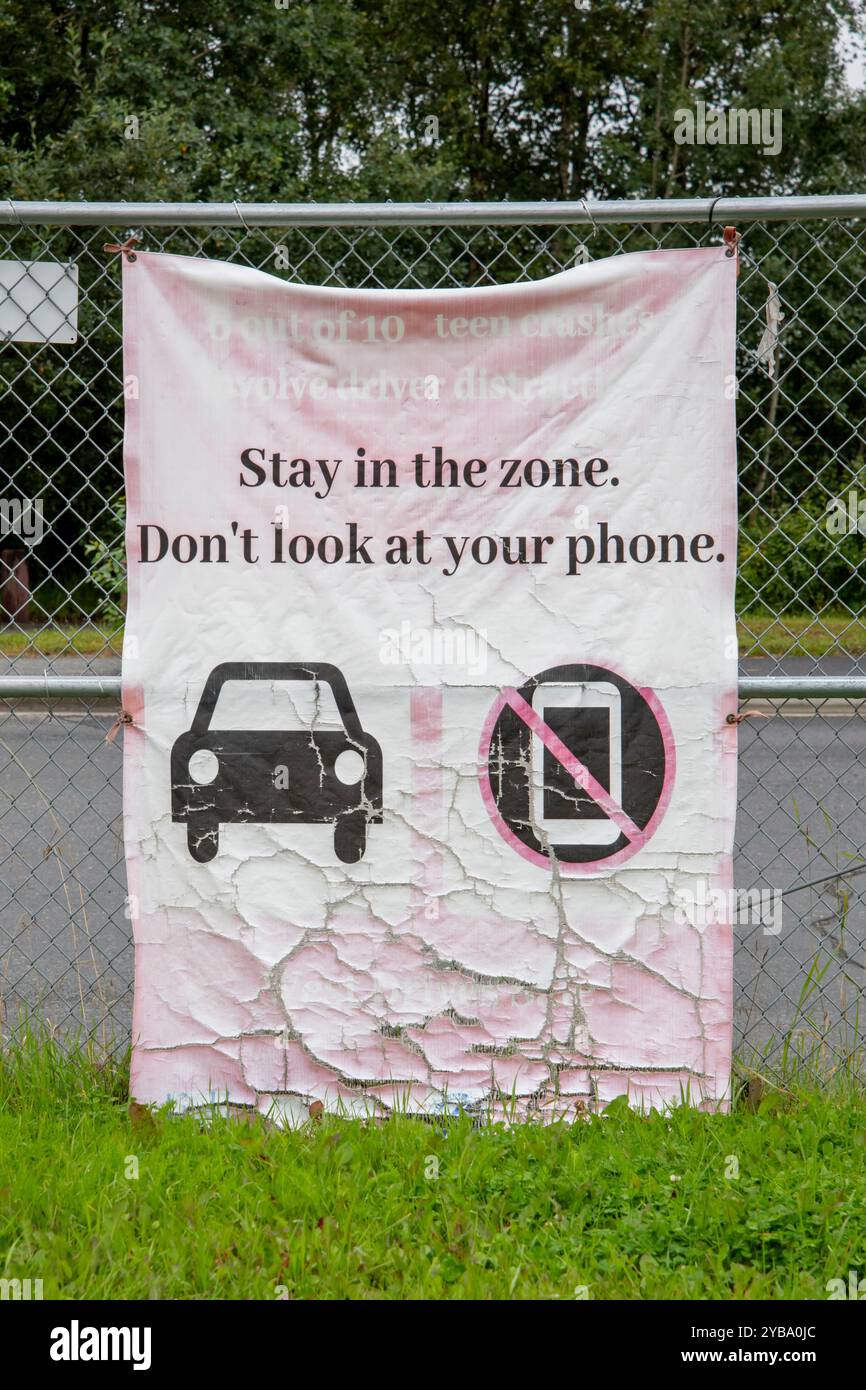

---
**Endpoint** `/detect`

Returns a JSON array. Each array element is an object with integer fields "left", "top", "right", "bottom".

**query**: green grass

[
  {"left": 738, "top": 609, "right": 866, "bottom": 657},
  {"left": 0, "top": 623, "right": 122, "bottom": 657},
  {"left": 1, "top": 1032, "right": 864, "bottom": 1300},
  {"left": 3, "top": 610, "right": 865, "bottom": 659}
]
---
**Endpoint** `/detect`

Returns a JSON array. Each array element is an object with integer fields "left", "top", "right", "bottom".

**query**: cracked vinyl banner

[{"left": 122, "top": 245, "right": 738, "bottom": 1120}]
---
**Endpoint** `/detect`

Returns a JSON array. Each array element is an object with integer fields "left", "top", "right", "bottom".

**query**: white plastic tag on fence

[{"left": 0, "top": 260, "right": 78, "bottom": 344}]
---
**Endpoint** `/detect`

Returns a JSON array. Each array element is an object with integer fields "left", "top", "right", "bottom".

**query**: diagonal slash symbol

[{"left": 503, "top": 687, "right": 642, "bottom": 842}]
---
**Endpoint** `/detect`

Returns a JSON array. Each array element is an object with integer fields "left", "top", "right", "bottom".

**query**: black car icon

[{"left": 171, "top": 662, "right": 383, "bottom": 864}]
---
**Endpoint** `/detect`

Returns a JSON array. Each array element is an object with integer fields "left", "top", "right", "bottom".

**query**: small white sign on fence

[{"left": 0, "top": 260, "right": 78, "bottom": 344}]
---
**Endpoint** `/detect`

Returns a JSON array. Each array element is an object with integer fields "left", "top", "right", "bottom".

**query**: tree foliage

[{"left": 1, "top": 0, "right": 864, "bottom": 202}]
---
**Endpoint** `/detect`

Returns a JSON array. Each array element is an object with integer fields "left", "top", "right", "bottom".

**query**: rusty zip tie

[
  {"left": 722, "top": 225, "right": 741, "bottom": 275},
  {"left": 105, "top": 711, "right": 133, "bottom": 744},
  {"left": 727, "top": 709, "right": 770, "bottom": 724},
  {"left": 103, "top": 235, "right": 140, "bottom": 262}
]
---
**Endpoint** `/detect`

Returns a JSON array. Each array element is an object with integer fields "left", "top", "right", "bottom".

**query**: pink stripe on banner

[
  {"left": 411, "top": 688, "right": 444, "bottom": 918},
  {"left": 411, "top": 687, "right": 443, "bottom": 748},
  {"left": 503, "top": 687, "right": 642, "bottom": 842}
]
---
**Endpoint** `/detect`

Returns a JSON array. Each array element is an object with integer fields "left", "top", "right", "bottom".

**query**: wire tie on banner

[
  {"left": 708, "top": 200, "right": 741, "bottom": 275},
  {"left": 233, "top": 200, "right": 254, "bottom": 235},
  {"left": 727, "top": 709, "right": 770, "bottom": 725},
  {"left": 574, "top": 198, "right": 598, "bottom": 264},
  {"left": 105, "top": 711, "right": 133, "bottom": 744},
  {"left": 580, "top": 198, "right": 599, "bottom": 236},
  {"left": 103, "top": 236, "right": 140, "bottom": 263},
  {"left": 722, "top": 225, "right": 740, "bottom": 274}
]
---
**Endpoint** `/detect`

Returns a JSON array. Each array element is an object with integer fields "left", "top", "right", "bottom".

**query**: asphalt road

[{"left": 1, "top": 666, "right": 864, "bottom": 1065}]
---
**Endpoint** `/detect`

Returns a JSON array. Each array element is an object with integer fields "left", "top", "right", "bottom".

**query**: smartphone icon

[{"left": 530, "top": 681, "right": 622, "bottom": 846}]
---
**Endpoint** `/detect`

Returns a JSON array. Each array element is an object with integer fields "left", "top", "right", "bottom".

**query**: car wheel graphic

[
  {"left": 334, "top": 812, "right": 367, "bottom": 864},
  {"left": 188, "top": 819, "right": 219, "bottom": 864}
]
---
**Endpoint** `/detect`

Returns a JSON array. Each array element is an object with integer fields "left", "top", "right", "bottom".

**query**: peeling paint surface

[{"left": 122, "top": 247, "right": 738, "bottom": 1120}]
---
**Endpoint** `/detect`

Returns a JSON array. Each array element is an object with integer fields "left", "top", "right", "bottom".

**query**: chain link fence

[{"left": 1, "top": 198, "right": 865, "bottom": 1076}]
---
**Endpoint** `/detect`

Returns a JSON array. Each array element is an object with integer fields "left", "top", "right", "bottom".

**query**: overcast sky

[{"left": 842, "top": 23, "right": 865, "bottom": 89}]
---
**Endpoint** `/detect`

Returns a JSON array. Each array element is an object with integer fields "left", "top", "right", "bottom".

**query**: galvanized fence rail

[{"left": 1, "top": 196, "right": 865, "bottom": 1073}]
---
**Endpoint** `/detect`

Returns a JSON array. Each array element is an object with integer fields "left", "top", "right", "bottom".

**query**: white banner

[{"left": 122, "top": 245, "right": 738, "bottom": 1120}]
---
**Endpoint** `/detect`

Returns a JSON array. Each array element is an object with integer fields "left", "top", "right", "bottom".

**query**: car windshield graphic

[{"left": 208, "top": 679, "right": 344, "bottom": 732}]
